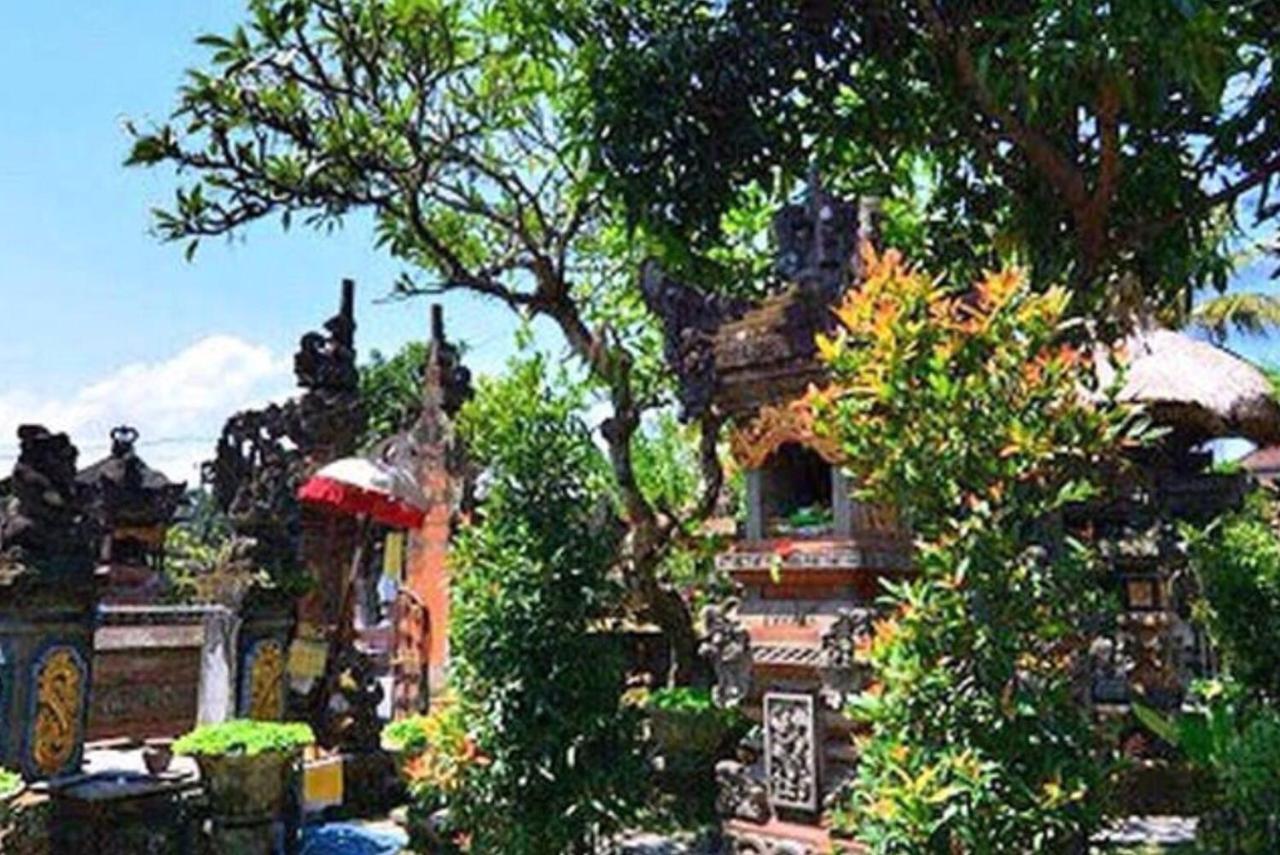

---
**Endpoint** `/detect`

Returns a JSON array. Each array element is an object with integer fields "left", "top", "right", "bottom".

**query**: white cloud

[{"left": 0, "top": 335, "right": 293, "bottom": 484}]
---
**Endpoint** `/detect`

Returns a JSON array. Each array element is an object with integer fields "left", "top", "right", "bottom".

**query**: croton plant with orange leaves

[{"left": 806, "top": 249, "right": 1148, "bottom": 852}]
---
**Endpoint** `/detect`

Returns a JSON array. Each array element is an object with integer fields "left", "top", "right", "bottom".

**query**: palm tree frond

[{"left": 1189, "top": 292, "right": 1280, "bottom": 344}]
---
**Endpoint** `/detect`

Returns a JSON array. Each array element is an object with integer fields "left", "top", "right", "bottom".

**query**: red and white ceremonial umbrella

[
  {"left": 298, "top": 454, "right": 428, "bottom": 529},
  {"left": 298, "top": 452, "right": 427, "bottom": 712}
]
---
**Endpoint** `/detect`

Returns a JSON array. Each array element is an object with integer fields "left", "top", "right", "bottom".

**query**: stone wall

[{"left": 86, "top": 606, "right": 207, "bottom": 743}]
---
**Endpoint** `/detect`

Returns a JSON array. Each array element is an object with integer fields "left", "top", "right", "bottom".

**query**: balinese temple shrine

[
  {"left": 644, "top": 177, "right": 1280, "bottom": 850},
  {"left": 77, "top": 426, "right": 186, "bottom": 604},
  {"left": 645, "top": 180, "right": 905, "bottom": 853}
]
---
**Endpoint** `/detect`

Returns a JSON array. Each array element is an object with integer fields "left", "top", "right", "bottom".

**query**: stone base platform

[{"left": 724, "top": 818, "right": 865, "bottom": 854}]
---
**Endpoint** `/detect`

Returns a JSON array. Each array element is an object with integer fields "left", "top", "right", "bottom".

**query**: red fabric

[{"left": 298, "top": 475, "right": 426, "bottom": 529}]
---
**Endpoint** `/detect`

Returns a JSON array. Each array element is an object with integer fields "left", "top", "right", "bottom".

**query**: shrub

[
  {"left": 173, "top": 720, "right": 314, "bottom": 757},
  {"left": 421, "top": 355, "right": 644, "bottom": 854},
  {"left": 1184, "top": 491, "right": 1280, "bottom": 701},
  {"left": 809, "top": 248, "right": 1143, "bottom": 852},
  {"left": 1136, "top": 681, "right": 1280, "bottom": 853},
  {"left": 381, "top": 715, "right": 433, "bottom": 756},
  {"left": 0, "top": 768, "right": 20, "bottom": 799}
]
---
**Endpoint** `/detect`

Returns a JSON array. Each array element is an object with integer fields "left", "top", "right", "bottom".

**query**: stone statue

[
  {"left": 640, "top": 261, "right": 749, "bottom": 421},
  {"left": 820, "top": 608, "right": 873, "bottom": 709},
  {"left": 0, "top": 425, "right": 94, "bottom": 582},
  {"left": 700, "top": 600, "right": 753, "bottom": 707}
]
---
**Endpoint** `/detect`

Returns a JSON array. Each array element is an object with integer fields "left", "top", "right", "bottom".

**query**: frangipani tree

[{"left": 128, "top": 0, "right": 719, "bottom": 681}]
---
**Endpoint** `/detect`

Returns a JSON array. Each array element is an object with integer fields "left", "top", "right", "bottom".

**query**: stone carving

[
  {"left": 820, "top": 608, "right": 873, "bottom": 710},
  {"left": 77, "top": 426, "right": 186, "bottom": 532},
  {"left": 715, "top": 759, "right": 771, "bottom": 823},
  {"left": 243, "top": 639, "right": 285, "bottom": 721},
  {"left": 291, "top": 279, "right": 365, "bottom": 457},
  {"left": 639, "top": 261, "right": 749, "bottom": 421},
  {"left": 203, "top": 281, "right": 365, "bottom": 580},
  {"left": 728, "top": 403, "right": 844, "bottom": 470},
  {"left": 773, "top": 171, "right": 860, "bottom": 301},
  {"left": 203, "top": 407, "right": 305, "bottom": 580},
  {"left": 30, "top": 646, "right": 85, "bottom": 777},
  {"left": 0, "top": 426, "right": 94, "bottom": 582},
  {"left": 763, "top": 692, "right": 818, "bottom": 812},
  {"left": 700, "top": 601, "right": 753, "bottom": 707},
  {"left": 320, "top": 646, "right": 384, "bottom": 752},
  {"left": 727, "top": 835, "right": 821, "bottom": 855}
]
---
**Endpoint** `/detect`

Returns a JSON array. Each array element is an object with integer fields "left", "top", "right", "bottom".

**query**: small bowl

[{"left": 143, "top": 740, "right": 174, "bottom": 776}]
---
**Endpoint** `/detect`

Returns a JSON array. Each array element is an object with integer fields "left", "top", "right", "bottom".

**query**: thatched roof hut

[{"left": 1098, "top": 326, "right": 1280, "bottom": 447}]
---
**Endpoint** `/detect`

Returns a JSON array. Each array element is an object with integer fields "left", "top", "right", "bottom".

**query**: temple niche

[{"left": 77, "top": 426, "right": 186, "bottom": 604}]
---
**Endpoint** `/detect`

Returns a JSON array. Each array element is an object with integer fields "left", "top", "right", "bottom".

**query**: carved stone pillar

[{"left": 0, "top": 426, "right": 97, "bottom": 781}]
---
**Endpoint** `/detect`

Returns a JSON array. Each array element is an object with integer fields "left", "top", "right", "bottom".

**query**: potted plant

[
  {"left": 381, "top": 715, "right": 432, "bottom": 785},
  {"left": 641, "top": 687, "right": 749, "bottom": 823},
  {"left": 174, "top": 720, "right": 314, "bottom": 820},
  {"left": 0, "top": 767, "right": 23, "bottom": 827}
]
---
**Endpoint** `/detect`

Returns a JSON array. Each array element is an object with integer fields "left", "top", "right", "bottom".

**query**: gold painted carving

[
  {"left": 32, "top": 648, "right": 84, "bottom": 776},
  {"left": 729, "top": 401, "right": 844, "bottom": 469},
  {"left": 248, "top": 640, "right": 285, "bottom": 721}
]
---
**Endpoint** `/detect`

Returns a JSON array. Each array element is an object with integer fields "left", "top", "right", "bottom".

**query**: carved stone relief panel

[{"left": 763, "top": 691, "right": 818, "bottom": 812}]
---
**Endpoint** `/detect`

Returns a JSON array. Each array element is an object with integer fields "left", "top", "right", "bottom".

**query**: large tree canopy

[
  {"left": 578, "top": 0, "right": 1280, "bottom": 319},
  {"left": 127, "top": 0, "right": 718, "bottom": 681}
]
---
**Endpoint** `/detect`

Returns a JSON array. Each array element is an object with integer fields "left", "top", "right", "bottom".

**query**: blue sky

[
  {"left": 0, "top": 1, "right": 526, "bottom": 479},
  {"left": 0, "top": 2, "right": 1277, "bottom": 479}
]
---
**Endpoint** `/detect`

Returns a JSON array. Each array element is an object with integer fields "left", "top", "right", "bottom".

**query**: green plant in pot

[
  {"left": 642, "top": 687, "right": 750, "bottom": 824},
  {"left": 174, "top": 720, "right": 314, "bottom": 820},
  {"left": 381, "top": 714, "right": 434, "bottom": 786},
  {"left": 0, "top": 767, "right": 22, "bottom": 827}
]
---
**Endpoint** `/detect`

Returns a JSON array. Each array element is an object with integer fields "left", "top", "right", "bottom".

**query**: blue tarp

[{"left": 299, "top": 821, "right": 408, "bottom": 855}]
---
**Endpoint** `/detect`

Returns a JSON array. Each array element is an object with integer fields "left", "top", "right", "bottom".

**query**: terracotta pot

[{"left": 194, "top": 751, "right": 296, "bottom": 820}]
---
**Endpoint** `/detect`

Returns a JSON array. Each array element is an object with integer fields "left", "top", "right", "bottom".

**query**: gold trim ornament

[
  {"left": 729, "top": 401, "right": 844, "bottom": 470},
  {"left": 31, "top": 647, "right": 85, "bottom": 776},
  {"left": 247, "top": 640, "right": 285, "bottom": 721}
]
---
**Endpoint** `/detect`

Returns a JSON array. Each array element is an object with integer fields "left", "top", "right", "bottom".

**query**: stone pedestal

[
  {"left": 0, "top": 599, "right": 96, "bottom": 780},
  {"left": 708, "top": 533, "right": 910, "bottom": 853}
]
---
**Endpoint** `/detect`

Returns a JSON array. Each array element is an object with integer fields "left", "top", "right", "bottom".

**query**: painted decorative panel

[
  {"left": 241, "top": 638, "right": 286, "bottom": 721},
  {"left": 27, "top": 644, "right": 87, "bottom": 777}
]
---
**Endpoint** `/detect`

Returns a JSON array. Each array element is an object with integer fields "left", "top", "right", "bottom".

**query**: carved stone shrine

[
  {"left": 203, "top": 279, "right": 366, "bottom": 739},
  {"left": 648, "top": 178, "right": 903, "bottom": 853},
  {"left": 77, "top": 426, "right": 186, "bottom": 604}
]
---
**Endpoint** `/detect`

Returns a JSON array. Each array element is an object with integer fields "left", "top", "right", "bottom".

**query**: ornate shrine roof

[{"left": 77, "top": 426, "right": 186, "bottom": 530}]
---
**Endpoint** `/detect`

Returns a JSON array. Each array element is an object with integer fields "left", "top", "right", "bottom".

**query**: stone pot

[
  {"left": 143, "top": 740, "right": 174, "bottom": 776},
  {"left": 194, "top": 751, "right": 296, "bottom": 820},
  {"left": 648, "top": 707, "right": 735, "bottom": 761}
]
